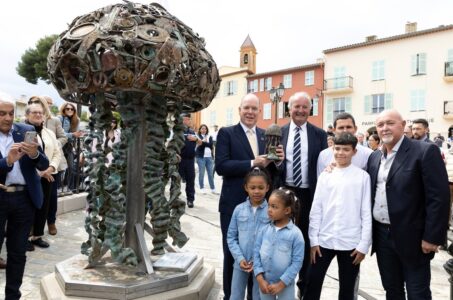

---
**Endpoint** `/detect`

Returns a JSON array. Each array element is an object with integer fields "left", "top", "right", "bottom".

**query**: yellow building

[{"left": 195, "top": 36, "right": 256, "bottom": 132}]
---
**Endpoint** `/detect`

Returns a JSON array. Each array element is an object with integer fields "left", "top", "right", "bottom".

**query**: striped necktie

[{"left": 293, "top": 126, "right": 302, "bottom": 187}]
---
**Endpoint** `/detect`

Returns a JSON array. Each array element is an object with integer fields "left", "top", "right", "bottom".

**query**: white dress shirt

[
  {"left": 317, "top": 144, "right": 373, "bottom": 177},
  {"left": 285, "top": 121, "right": 309, "bottom": 188},
  {"left": 309, "top": 164, "right": 372, "bottom": 254},
  {"left": 240, "top": 122, "right": 258, "bottom": 167},
  {"left": 0, "top": 127, "right": 26, "bottom": 185},
  {"left": 373, "top": 135, "right": 404, "bottom": 224}
]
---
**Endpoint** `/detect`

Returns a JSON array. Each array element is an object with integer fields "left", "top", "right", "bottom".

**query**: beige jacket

[{"left": 38, "top": 128, "right": 62, "bottom": 174}]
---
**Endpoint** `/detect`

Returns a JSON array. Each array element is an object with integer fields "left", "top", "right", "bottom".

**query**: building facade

[
  {"left": 247, "top": 63, "right": 325, "bottom": 129},
  {"left": 323, "top": 22, "right": 453, "bottom": 136}
]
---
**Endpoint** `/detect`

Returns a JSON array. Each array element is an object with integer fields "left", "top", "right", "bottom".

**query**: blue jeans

[
  {"left": 196, "top": 157, "right": 215, "bottom": 190},
  {"left": 0, "top": 190, "right": 35, "bottom": 300},
  {"left": 231, "top": 268, "right": 260, "bottom": 300},
  {"left": 259, "top": 282, "right": 295, "bottom": 300}
]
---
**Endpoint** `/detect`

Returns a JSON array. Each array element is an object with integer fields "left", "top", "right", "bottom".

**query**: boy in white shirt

[{"left": 305, "top": 132, "right": 372, "bottom": 300}]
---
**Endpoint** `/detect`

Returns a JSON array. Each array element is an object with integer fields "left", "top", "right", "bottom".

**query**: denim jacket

[
  {"left": 59, "top": 115, "right": 77, "bottom": 142},
  {"left": 253, "top": 220, "right": 305, "bottom": 286},
  {"left": 227, "top": 198, "right": 270, "bottom": 270}
]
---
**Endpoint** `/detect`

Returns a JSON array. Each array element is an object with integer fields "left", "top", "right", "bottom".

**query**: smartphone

[{"left": 24, "top": 131, "right": 37, "bottom": 143}]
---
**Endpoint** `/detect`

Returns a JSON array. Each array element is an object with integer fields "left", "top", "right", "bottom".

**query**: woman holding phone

[{"left": 25, "top": 103, "right": 61, "bottom": 250}]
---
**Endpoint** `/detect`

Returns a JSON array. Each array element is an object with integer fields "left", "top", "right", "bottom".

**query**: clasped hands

[{"left": 256, "top": 273, "right": 286, "bottom": 295}]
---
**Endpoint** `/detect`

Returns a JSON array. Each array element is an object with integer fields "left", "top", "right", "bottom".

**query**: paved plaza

[{"left": 0, "top": 175, "right": 451, "bottom": 299}]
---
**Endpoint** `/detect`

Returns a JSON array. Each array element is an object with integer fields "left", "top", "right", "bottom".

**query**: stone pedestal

[{"left": 40, "top": 253, "right": 214, "bottom": 300}]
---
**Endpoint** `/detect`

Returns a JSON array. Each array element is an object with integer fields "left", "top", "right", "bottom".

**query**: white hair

[{"left": 288, "top": 92, "right": 312, "bottom": 109}]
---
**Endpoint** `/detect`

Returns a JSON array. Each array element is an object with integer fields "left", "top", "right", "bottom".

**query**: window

[
  {"left": 259, "top": 78, "right": 264, "bottom": 92},
  {"left": 283, "top": 74, "right": 292, "bottom": 89},
  {"left": 325, "top": 97, "right": 351, "bottom": 126},
  {"left": 263, "top": 103, "right": 272, "bottom": 120},
  {"left": 226, "top": 108, "right": 233, "bottom": 125},
  {"left": 224, "top": 80, "right": 238, "bottom": 96},
  {"left": 243, "top": 54, "right": 249, "bottom": 64},
  {"left": 248, "top": 80, "right": 258, "bottom": 93},
  {"left": 372, "top": 60, "right": 385, "bottom": 80},
  {"left": 446, "top": 49, "right": 453, "bottom": 76},
  {"left": 333, "top": 67, "right": 346, "bottom": 88},
  {"left": 209, "top": 111, "right": 216, "bottom": 126},
  {"left": 264, "top": 77, "right": 272, "bottom": 91},
  {"left": 305, "top": 70, "right": 314, "bottom": 86},
  {"left": 278, "top": 102, "right": 284, "bottom": 119},
  {"left": 312, "top": 97, "right": 319, "bottom": 116},
  {"left": 411, "top": 53, "right": 426, "bottom": 75},
  {"left": 410, "top": 90, "right": 426, "bottom": 111},
  {"left": 448, "top": 49, "right": 453, "bottom": 62},
  {"left": 364, "top": 94, "right": 393, "bottom": 114}
]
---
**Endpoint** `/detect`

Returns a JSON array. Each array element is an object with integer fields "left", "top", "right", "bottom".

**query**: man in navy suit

[
  {"left": 215, "top": 93, "right": 283, "bottom": 299},
  {"left": 368, "top": 109, "right": 449, "bottom": 299},
  {"left": 0, "top": 98, "right": 49, "bottom": 299},
  {"left": 279, "top": 92, "right": 327, "bottom": 298}
]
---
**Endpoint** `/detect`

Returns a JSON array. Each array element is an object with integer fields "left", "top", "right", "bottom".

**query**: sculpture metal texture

[{"left": 47, "top": 1, "right": 220, "bottom": 267}]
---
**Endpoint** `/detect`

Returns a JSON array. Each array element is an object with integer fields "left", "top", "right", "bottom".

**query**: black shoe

[
  {"left": 187, "top": 201, "right": 194, "bottom": 208},
  {"left": 31, "top": 238, "right": 49, "bottom": 248},
  {"left": 26, "top": 241, "right": 35, "bottom": 252}
]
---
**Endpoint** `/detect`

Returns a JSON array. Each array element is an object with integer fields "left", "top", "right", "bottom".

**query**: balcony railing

[
  {"left": 445, "top": 61, "right": 453, "bottom": 76},
  {"left": 444, "top": 101, "right": 453, "bottom": 119},
  {"left": 323, "top": 76, "right": 353, "bottom": 95}
]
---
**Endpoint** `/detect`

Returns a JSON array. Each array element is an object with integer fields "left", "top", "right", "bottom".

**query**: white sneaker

[
  {"left": 200, "top": 188, "right": 207, "bottom": 194},
  {"left": 211, "top": 189, "right": 219, "bottom": 195}
]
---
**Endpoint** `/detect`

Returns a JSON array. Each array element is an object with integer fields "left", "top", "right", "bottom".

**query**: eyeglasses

[
  {"left": 65, "top": 107, "right": 75, "bottom": 111},
  {"left": 30, "top": 111, "right": 43, "bottom": 115}
]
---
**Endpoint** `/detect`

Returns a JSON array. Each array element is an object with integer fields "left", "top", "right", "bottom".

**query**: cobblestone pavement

[{"left": 0, "top": 174, "right": 450, "bottom": 299}]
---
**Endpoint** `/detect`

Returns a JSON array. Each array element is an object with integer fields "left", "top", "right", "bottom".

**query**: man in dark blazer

[
  {"left": 0, "top": 98, "right": 49, "bottom": 299},
  {"left": 215, "top": 93, "right": 283, "bottom": 299},
  {"left": 367, "top": 109, "right": 449, "bottom": 299},
  {"left": 279, "top": 92, "right": 327, "bottom": 298}
]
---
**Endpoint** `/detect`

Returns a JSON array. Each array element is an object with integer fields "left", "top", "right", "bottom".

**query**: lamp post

[{"left": 269, "top": 83, "right": 285, "bottom": 124}]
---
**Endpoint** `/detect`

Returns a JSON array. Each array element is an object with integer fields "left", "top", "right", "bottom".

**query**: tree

[{"left": 16, "top": 34, "right": 58, "bottom": 84}]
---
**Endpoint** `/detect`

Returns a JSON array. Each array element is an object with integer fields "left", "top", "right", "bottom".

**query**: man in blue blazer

[
  {"left": 367, "top": 109, "right": 449, "bottom": 299},
  {"left": 0, "top": 98, "right": 49, "bottom": 300},
  {"left": 215, "top": 93, "right": 283, "bottom": 299},
  {"left": 279, "top": 92, "right": 327, "bottom": 297}
]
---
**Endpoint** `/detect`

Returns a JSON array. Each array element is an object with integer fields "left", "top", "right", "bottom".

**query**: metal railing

[{"left": 324, "top": 76, "right": 353, "bottom": 91}]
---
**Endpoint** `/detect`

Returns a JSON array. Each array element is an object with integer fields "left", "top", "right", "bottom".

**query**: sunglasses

[
  {"left": 65, "top": 107, "right": 75, "bottom": 111},
  {"left": 28, "top": 100, "right": 40, "bottom": 105}
]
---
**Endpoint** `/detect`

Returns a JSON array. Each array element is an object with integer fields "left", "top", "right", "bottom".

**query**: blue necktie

[{"left": 293, "top": 126, "right": 302, "bottom": 187}]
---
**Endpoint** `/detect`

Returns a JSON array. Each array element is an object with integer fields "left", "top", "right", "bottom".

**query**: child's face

[
  {"left": 267, "top": 195, "right": 291, "bottom": 222},
  {"left": 333, "top": 144, "right": 356, "bottom": 167},
  {"left": 244, "top": 176, "right": 269, "bottom": 206}
]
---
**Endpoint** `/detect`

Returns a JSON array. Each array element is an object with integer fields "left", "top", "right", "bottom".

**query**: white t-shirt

[{"left": 316, "top": 144, "right": 373, "bottom": 177}]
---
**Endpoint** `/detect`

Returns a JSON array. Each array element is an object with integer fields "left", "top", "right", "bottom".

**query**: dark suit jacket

[
  {"left": 0, "top": 123, "right": 49, "bottom": 209},
  {"left": 367, "top": 137, "right": 450, "bottom": 263},
  {"left": 280, "top": 122, "right": 328, "bottom": 200},
  {"left": 215, "top": 123, "right": 266, "bottom": 215}
]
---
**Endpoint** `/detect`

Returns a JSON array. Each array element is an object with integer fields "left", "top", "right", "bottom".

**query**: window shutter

[
  {"left": 448, "top": 49, "right": 453, "bottom": 62},
  {"left": 345, "top": 97, "right": 352, "bottom": 113},
  {"left": 326, "top": 98, "right": 333, "bottom": 125},
  {"left": 384, "top": 93, "right": 393, "bottom": 109},
  {"left": 224, "top": 82, "right": 229, "bottom": 96},
  {"left": 233, "top": 81, "right": 238, "bottom": 95},
  {"left": 372, "top": 62, "right": 378, "bottom": 80},
  {"left": 364, "top": 95, "right": 371, "bottom": 114},
  {"left": 411, "top": 55, "right": 417, "bottom": 75},
  {"left": 419, "top": 53, "right": 427, "bottom": 74}
]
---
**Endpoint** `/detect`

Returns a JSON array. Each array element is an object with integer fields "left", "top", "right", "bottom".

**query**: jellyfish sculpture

[{"left": 47, "top": 1, "right": 220, "bottom": 268}]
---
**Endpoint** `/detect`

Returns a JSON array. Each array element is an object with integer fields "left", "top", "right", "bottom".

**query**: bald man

[{"left": 367, "top": 109, "right": 449, "bottom": 299}]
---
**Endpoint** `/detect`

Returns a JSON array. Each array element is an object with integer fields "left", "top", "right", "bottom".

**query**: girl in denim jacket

[
  {"left": 227, "top": 167, "right": 271, "bottom": 300},
  {"left": 254, "top": 188, "right": 305, "bottom": 300}
]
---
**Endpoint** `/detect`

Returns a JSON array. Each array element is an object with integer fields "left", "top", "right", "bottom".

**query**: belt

[{"left": 0, "top": 184, "right": 27, "bottom": 193}]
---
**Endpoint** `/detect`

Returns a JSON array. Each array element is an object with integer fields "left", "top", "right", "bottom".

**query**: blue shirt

[
  {"left": 0, "top": 127, "right": 26, "bottom": 185},
  {"left": 227, "top": 198, "right": 270, "bottom": 269},
  {"left": 254, "top": 220, "right": 305, "bottom": 286}
]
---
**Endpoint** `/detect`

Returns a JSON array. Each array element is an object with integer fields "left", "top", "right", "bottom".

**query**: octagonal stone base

[{"left": 40, "top": 253, "right": 215, "bottom": 300}]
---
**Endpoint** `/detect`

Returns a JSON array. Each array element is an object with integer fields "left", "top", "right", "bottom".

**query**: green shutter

[
  {"left": 224, "top": 82, "right": 229, "bottom": 96},
  {"left": 411, "top": 55, "right": 417, "bottom": 75},
  {"left": 345, "top": 97, "right": 352, "bottom": 113},
  {"left": 364, "top": 95, "right": 371, "bottom": 114},
  {"left": 385, "top": 93, "right": 393, "bottom": 109},
  {"left": 326, "top": 98, "right": 333, "bottom": 125},
  {"left": 419, "top": 53, "right": 427, "bottom": 74},
  {"left": 448, "top": 49, "right": 453, "bottom": 62},
  {"left": 233, "top": 81, "right": 238, "bottom": 95}
]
